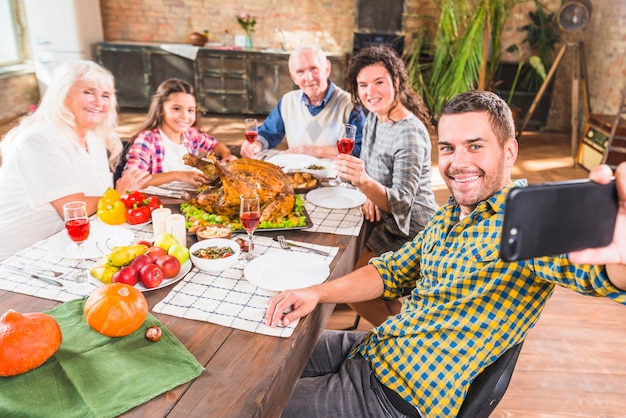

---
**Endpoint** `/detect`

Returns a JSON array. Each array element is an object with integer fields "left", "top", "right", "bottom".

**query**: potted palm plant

[{"left": 406, "top": 0, "right": 524, "bottom": 119}]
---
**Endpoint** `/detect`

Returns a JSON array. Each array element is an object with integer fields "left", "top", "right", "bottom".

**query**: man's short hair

[{"left": 439, "top": 90, "right": 516, "bottom": 145}]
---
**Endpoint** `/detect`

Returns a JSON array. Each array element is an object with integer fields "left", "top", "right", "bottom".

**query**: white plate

[
  {"left": 136, "top": 259, "right": 192, "bottom": 292},
  {"left": 306, "top": 187, "right": 367, "bottom": 210},
  {"left": 47, "top": 223, "right": 134, "bottom": 259},
  {"left": 244, "top": 252, "right": 329, "bottom": 291},
  {"left": 267, "top": 154, "right": 319, "bottom": 172}
]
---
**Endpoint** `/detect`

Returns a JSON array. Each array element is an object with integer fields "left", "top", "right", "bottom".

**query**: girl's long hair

[{"left": 131, "top": 78, "right": 199, "bottom": 139}]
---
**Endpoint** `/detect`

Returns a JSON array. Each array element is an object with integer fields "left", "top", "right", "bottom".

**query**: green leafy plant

[{"left": 406, "top": 0, "right": 523, "bottom": 119}]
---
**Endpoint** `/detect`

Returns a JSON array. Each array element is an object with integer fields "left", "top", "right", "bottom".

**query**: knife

[
  {"left": 1, "top": 265, "right": 64, "bottom": 287},
  {"left": 272, "top": 237, "right": 332, "bottom": 256}
]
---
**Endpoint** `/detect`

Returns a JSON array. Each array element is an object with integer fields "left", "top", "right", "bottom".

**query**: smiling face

[
  {"left": 65, "top": 80, "right": 111, "bottom": 135},
  {"left": 437, "top": 111, "right": 518, "bottom": 216},
  {"left": 160, "top": 92, "right": 197, "bottom": 143},
  {"left": 289, "top": 49, "right": 331, "bottom": 105},
  {"left": 356, "top": 63, "right": 397, "bottom": 120}
]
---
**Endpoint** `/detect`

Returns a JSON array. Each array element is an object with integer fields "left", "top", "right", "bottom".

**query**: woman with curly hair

[{"left": 337, "top": 45, "right": 439, "bottom": 326}]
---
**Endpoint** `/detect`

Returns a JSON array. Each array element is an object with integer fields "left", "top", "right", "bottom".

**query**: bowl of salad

[{"left": 190, "top": 238, "right": 240, "bottom": 273}]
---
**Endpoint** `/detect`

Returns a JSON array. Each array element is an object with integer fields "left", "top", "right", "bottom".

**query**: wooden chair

[{"left": 457, "top": 341, "right": 524, "bottom": 418}]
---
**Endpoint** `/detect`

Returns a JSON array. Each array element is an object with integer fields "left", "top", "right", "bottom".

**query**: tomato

[
  {"left": 126, "top": 206, "right": 151, "bottom": 225},
  {"left": 121, "top": 191, "right": 147, "bottom": 209},
  {"left": 138, "top": 264, "right": 164, "bottom": 288},
  {"left": 154, "top": 255, "right": 181, "bottom": 279},
  {"left": 145, "top": 196, "right": 163, "bottom": 212},
  {"left": 112, "top": 266, "right": 138, "bottom": 286}
]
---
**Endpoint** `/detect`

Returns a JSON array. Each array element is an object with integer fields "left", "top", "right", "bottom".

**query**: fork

[
  {"left": 277, "top": 235, "right": 292, "bottom": 252},
  {"left": 276, "top": 235, "right": 331, "bottom": 256}
]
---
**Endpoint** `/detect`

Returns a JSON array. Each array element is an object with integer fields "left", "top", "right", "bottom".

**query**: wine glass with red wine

[
  {"left": 239, "top": 194, "right": 260, "bottom": 264},
  {"left": 63, "top": 201, "right": 90, "bottom": 281},
  {"left": 244, "top": 118, "right": 258, "bottom": 144},
  {"left": 329, "top": 123, "right": 357, "bottom": 186}
]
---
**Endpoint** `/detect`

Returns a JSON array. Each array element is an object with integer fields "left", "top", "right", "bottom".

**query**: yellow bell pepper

[{"left": 97, "top": 188, "right": 126, "bottom": 225}]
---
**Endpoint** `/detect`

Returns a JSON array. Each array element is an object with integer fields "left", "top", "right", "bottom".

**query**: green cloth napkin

[{"left": 0, "top": 298, "right": 205, "bottom": 418}]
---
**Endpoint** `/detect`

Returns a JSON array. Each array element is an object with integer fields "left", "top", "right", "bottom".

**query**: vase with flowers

[{"left": 237, "top": 13, "right": 257, "bottom": 50}]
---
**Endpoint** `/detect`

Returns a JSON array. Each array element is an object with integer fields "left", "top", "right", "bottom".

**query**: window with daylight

[{"left": 0, "top": 0, "right": 25, "bottom": 67}]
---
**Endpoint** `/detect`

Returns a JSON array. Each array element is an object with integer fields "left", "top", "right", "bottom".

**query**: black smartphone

[{"left": 499, "top": 179, "right": 618, "bottom": 262}]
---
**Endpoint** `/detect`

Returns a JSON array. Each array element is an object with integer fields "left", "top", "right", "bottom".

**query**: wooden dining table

[{"left": 0, "top": 196, "right": 369, "bottom": 417}]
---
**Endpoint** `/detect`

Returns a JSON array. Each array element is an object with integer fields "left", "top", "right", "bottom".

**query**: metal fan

[
  {"left": 520, "top": 0, "right": 593, "bottom": 155},
  {"left": 558, "top": 0, "right": 592, "bottom": 32}
]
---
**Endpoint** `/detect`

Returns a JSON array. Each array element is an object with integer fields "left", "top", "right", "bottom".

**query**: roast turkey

[{"left": 182, "top": 154, "right": 295, "bottom": 223}]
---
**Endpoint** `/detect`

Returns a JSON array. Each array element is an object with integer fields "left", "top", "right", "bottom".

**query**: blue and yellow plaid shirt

[{"left": 351, "top": 180, "right": 626, "bottom": 418}]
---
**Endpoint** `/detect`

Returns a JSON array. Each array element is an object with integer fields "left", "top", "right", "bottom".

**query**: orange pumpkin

[
  {"left": 0, "top": 309, "right": 62, "bottom": 377},
  {"left": 84, "top": 283, "right": 148, "bottom": 337}
]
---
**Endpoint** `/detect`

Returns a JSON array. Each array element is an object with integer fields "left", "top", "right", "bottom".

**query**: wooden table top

[{"left": 0, "top": 210, "right": 367, "bottom": 417}]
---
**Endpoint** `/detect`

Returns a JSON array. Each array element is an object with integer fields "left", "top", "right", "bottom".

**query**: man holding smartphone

[{"left": 265, "top": 90, "right": 626, "bottom": 418}]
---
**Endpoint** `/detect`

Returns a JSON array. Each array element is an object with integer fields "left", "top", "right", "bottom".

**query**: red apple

[
  {"left": 138, "top": 264, "right": 164, "bottom": 288},
  {"left": 145, "top": 246, "right": 167, "bottom": 262},
  {"left": 136, "top": 240, "right": 153, "bottom": 247},
  {"left": 112, "top": 266, "right": 138, "bottom": 286},
  {"left": 155, "top": 255, "right": 181, "bottom": 279},
  {"left": 130, "top": 254, "right": 153, "bottom": 271}
]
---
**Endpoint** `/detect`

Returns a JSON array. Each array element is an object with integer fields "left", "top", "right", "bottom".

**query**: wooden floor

[{"left": 2, "top": 112, "right": 626, "bottom": 417}]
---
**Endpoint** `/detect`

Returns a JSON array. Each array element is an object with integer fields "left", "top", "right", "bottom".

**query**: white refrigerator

[{"left": 23, "top": 0, "right": 104, "bottom": 93}]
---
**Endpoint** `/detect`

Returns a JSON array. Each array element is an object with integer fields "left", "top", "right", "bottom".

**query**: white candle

[
  {"left": 166, "top": 213, "right": 187, "bottom": 247},
  {"left": 151, "top": 207, "right": 171, "bottom": 241}
]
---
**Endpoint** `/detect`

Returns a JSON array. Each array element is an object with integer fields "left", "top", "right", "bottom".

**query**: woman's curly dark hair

[{"left": 345, "top": 45, "right": 432, "bottom": 133}]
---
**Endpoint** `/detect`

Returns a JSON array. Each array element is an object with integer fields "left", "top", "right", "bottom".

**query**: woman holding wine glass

[
  {"left": 336, "top": 45, "right": 439, "bottom": 326},
  {"left": 0, "top": 60, "right": 150, "bottom": 260},
  {"left": 239, "top": 194, "right": 261, "bottom": 264},
  {"left": 329, "top": 123, "right": 357, "bottom": 186}
]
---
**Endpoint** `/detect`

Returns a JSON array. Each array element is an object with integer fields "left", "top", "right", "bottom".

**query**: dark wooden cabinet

[
  {"left": 97, "top": 44, "right": 150, "bottom": 108},
  {"left": 195, "top": 50, "right": 249, "bottom": 113},
  {"left": 249, "top": 53, "right": 294, "bottom": 113},
  {"left": 96, "top": 42, "right": 348, "bottom": 115}
]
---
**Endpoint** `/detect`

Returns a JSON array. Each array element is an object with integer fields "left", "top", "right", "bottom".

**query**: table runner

[
  {"left": 153, "top": 235, "right": 338, "bottom": 338},
  {"left": 0, "top": 299, "right": 204, "bottom": 418}
]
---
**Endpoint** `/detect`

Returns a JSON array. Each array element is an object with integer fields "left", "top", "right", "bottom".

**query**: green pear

[{"left": 154, "top": 232, "right": 178, "bottom": 251}]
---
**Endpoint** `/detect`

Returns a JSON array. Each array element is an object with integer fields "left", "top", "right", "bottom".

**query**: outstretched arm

[{"left": 569, "top": 163, "right": 626, "bottom": 290}]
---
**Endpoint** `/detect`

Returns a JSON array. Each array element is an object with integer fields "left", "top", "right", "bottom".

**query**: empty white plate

[
  {"left": 244, "top": 252, "right": 329, "bottom": 291},
  {"left": 306, "top": 187, "right": 366, "bottom": 210}
]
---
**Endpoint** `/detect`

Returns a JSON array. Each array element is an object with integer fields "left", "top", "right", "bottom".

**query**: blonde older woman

[{"left": 0, "top": 60, "right": 150, "bottom": 259}]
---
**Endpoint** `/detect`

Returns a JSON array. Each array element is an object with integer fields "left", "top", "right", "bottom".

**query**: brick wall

[
  {"left": 99, "top": 0, "right": 625, "bottom": 132},
  {"left": 3, "top": 0, "right": 624, "bottom": 133},
  {"left": 0, "top": 72, "right": 39, "bottom": 125}
]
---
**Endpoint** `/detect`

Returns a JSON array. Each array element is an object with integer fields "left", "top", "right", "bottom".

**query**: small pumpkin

[
  {"left": 0, "top": 309, "right": 62, "bottom": 377},
  {"left": 84, "top": 283, "right": 148, "bottom": 337}
]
